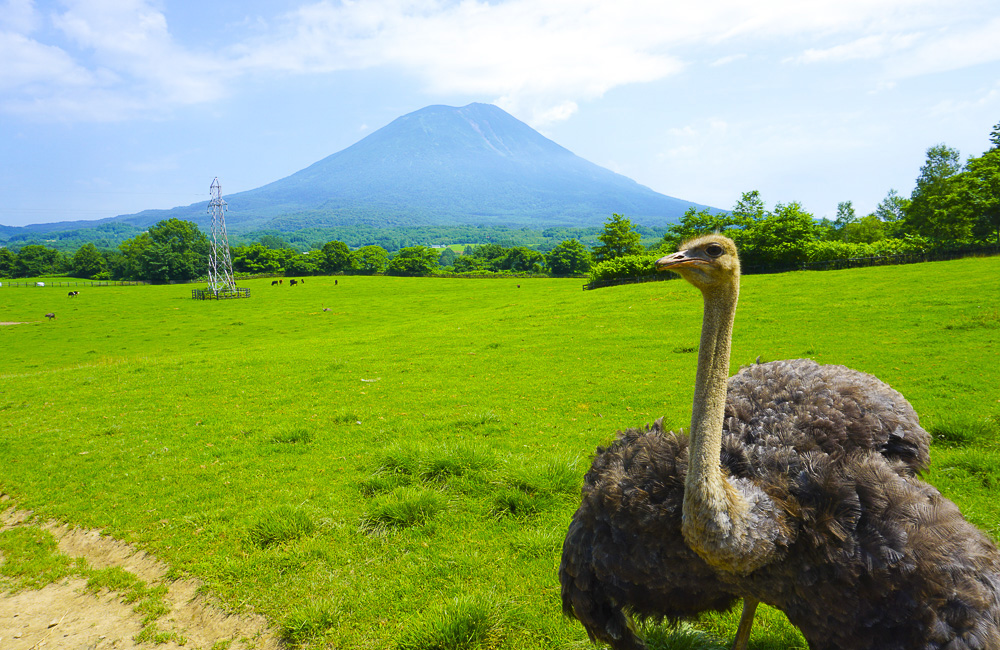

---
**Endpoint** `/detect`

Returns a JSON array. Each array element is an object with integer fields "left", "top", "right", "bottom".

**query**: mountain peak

[{"left": 112, "top": 103, "right": 711, "bottom": 232}]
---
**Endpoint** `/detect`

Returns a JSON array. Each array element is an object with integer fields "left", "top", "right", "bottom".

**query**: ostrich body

[{"left": 560, "top": 235, "right": 1000, "bottom": 650}]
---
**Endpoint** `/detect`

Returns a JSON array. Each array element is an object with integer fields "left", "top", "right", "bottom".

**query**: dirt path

[{"left": 0, "top": 504, "right": 280, "bottom": 650}]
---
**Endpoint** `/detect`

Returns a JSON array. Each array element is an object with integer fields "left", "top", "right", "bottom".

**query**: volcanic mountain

[{"left": 37, "top": 103, "right": 712, "bottom": 234}]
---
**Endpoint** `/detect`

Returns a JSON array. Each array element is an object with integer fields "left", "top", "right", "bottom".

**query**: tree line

[
  {"left": 0, "top": 219, "right": 597, "bottom": 281},
  {"left": 591, "top": 122, "right": 1000, "bottom": 282},
  {"left": 2, "top": 121, "right": 997, "bottom": 283}
]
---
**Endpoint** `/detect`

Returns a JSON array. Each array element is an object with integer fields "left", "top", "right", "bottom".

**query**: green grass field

[{"left": 1, "top": 256, "right": 999, "bottom": 649}]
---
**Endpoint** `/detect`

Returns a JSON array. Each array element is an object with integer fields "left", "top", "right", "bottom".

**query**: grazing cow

[
  {"left": 271, "top": 280, "right": 279, "bottom": 286},
  {"left": 279, "top": 279, "right": 283, "bottom": 285},
  {"left": 300, "top": 279, "right": 305, "bottom": 284},
  {"left": 323, "top": 307, "right": 331, "bottom": 312},
  {"left": 335, "top": 279, "right": 338, "bottom": 286},
  {"left": 289, "top": 279, "right": 298, "bottom": 286},
  {"left": 45, "top": 313, "right": 55, "bottom": 320},
  {"left": 68, "top": 291, "right": 79, "bottom": 297}
]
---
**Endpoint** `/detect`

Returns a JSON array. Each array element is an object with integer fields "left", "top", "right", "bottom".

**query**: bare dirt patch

[{"left": 0, "top": 505, "right": 280, "bottom": 650}]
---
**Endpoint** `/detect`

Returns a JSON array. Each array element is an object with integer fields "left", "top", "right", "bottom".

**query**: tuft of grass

[
  {"left": 508, "top": 527, "right": 562, "bottom": 559},
  {"left": 490, "top": 489, "right": 544, "bottom": 521},
  {"left": 281, "top": 600, "right": 340, "bottom": 648},
  {"left": 504, "top": 455, "right": 582, "bottom": 498},
  {"left": 268, "top": 428, "right": 315, "bottom": 444},
  {"left": 930, "top": 416, "right": 1000, "bottom": 448},
  {"left": 418, "top": 444, "right": 495, "bottom": 481},
  {"left": 246, "top": 506, "right": 316, "bottom": 548},
  {"left": 944, "top": 307, "right": 1000, "bottom": 330},
  {"left": 358, "top": 472, "right": 413, "bottom": 496},
  {"left": 457, "top": 411, "right": 502, "bottom": 428},
  {"left": 641, "top": 622, "right": 728, "bottom": 650},
  {"left": 397, "top": 594, "right": 514, "bottom": 650},
  {"left": 940, "top": 450, "right": 1000, "bottom": 489},
  {"left": 370, "top": 443, "right": 496, "bottom": 483},
  {"left": 361, "top": 487, "right": 445, "bottom": 532}
]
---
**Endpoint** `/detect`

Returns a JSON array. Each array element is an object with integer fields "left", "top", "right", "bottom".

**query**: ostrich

[{"left": 560, "top": 234, "right": 1000, "bottom": 650}]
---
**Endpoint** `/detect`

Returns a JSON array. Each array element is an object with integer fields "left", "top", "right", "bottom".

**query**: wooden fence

[{"left": 0, "top": 280, "right": 146, "bottom": 288}]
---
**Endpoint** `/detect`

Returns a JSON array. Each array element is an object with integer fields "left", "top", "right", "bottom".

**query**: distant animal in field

[
  {"left": 45, "top": 313, "right": 55, "bottom": 320},
  {"left": 271, "top": 280, "right": 279, "bottom": 286},
  {"left": 289, "top": 279, "right": 298, "bottom": 286},
  {"left": 300, "top": 279, "right": 305, "bottom": 284},
  {"left": 68, "top": 291, "right": 79, "bottom": 297},
  {"left": 335, "top": 280, "right": 338, "bottom": 286},
  {"left": 323, "top": 307, "right": 331, "bottom": 312}
]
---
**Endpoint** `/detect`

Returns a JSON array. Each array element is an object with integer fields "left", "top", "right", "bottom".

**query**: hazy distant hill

[{"left": 8, "top": 103, "right": 714, "bottom": 235}]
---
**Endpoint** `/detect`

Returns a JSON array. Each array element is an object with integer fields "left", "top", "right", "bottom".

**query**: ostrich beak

[{"left": 655, "top": 249, "right": 709, "bottom": 272}]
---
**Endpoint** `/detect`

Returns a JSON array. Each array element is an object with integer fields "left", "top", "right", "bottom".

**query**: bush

[{"left": 588, "top": 254, "right": 659, "bottom": 283}]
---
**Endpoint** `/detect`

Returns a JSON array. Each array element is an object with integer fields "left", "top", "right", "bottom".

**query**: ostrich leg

[{"left": 732, "top": 598, "right": 757, "bottom": 650}]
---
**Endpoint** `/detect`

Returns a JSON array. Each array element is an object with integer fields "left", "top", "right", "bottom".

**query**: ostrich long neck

[
  {"left": 687, "top": 280, "right": 737, "bottom": 491},
  {"left": 682, "top": 274, "right": 780, "bottom": 574}
]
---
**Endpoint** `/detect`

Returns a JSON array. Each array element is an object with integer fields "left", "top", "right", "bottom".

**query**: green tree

[
  {"left": 120, "top": 219, "right": 209, "bottom": 282},
  {"left": 874, "top": 189, "right": 909, "bottom": 237},
  {"left": 497, "top": 247, "right": 544, "bottom": 272},
  {"left": 71, "top": 243, "right": 106, "bottom": 278},
  {"left": 593, "top": 213, "right": 643, "bottom": 263},
  {"left": 387, "top": 246, "right": 438, "bottom": 275},
  {"left": 546, "top": 239, "right": 592, "bottom": 274},
  {"left": 736, "top": 202, "right": 817, "bottom": 268},
  {"left": 833, "top": 201, "right": 856, "bottom": 241},
  {"left": 730, "top": 190, "right": 767, "bottom": 227},
  {"left": 321, "top": 240, "right": 353, "bottom": 272},
  {"left": 960, "top": 146, "right": 1000, "bottom": 244},
  {"left": 844, "top": 214, "right": 886, "bottom": 244},
  {"left": 655, "top": 207, "right": 738, "bottom": 252},
  {"left": 353, "top": 245, "right": 389, "bottom": 274},
  {"left": 438, "top": 248, "right": 457, "bottom": 268},
  {"left": 452, "top": 255, "right": 489, "bottom": 273},
  {"left": 231, "top": 244, "right": 286, "bottom": 273},
  {"left": 0, "top": 248, "right": 16, "bottom": 277},
  {"left": 906, "top": 144, "right": 968, "bottom": 241},
  {"left": 14, "top": 244, "right": 63, "bottom": 278},
  {"left": 285, "top": 253, "right": 323, "bottom": 276}
]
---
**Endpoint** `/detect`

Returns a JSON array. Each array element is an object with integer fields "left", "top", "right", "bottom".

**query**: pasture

[{"left": 1, "top": 256, "right": 999, "bottom": 649}]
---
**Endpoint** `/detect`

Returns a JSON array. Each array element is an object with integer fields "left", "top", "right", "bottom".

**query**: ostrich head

[{"left": 655, "top": 234, "right": 740, "bottom": 292}]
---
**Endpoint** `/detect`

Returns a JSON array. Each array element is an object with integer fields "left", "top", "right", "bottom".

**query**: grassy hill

[{"left": 1, "top": 257, "right": 998, "bottom": 648}]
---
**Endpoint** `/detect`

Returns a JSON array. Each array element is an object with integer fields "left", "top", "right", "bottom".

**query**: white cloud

[
  {"left": 0, "top": 0, "right": 40, "bottom": 32},
  {"left": 886, "top": 16, "right": 1000, "bottom": 78},
  {"left": 792, "top": 33, "right": 921, "bottom": 64},
  {"left": 0, "top": 32, "right": 96, "bottom": 90},
  {"left": 1, "top": 0, "right": 998, "bottom": 123}
]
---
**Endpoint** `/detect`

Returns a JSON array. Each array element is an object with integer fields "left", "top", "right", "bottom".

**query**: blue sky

[{"left": 1, "top": 0, "right": 998, "bottom": 228}]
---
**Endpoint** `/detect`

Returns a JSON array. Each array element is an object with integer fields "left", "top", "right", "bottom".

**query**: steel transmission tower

[{"left": 207, "top": 177, "right": 236, "bottom": 294}]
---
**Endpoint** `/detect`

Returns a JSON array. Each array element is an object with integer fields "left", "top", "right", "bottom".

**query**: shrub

[
  {"left": 247, "top": 506, "right": 316, "bottom": 548},
  {"left": 588, "top": 254, "right": 660, "bottom": 283},
  {"left": 397, "top": 594, "right": 513, "bottom": 650},
  {"left": 361, "top": 487, "right": 445, "bottom": 532}
]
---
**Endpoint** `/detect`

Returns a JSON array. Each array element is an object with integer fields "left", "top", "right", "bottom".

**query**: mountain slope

[{"left": 20, "top": 104, "right": 713, "bottom": 234}]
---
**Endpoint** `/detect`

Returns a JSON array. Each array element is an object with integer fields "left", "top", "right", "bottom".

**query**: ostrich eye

[{"left": 705, "top": 243, "right": 725, "bottom": 257}]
